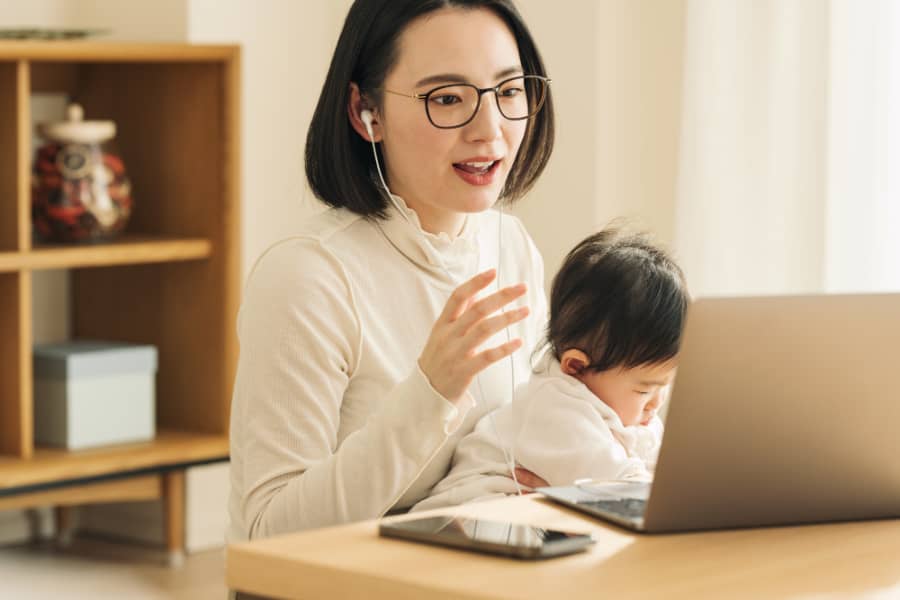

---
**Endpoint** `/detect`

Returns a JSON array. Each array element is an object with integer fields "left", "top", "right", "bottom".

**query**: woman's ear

[
  {"left": 560, "top": 349, "right": 591, "bottom": 379},
  {"left": 347, "top": 82, "right": 381, "bottom": 142}
]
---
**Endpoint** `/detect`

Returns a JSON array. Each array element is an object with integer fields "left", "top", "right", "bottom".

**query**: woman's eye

[
  {"left": 431, "top": 94, "right": 462, "bottom": 106},
  {"left": 500, "top": 86, "right": 524, "bottom": 98}
]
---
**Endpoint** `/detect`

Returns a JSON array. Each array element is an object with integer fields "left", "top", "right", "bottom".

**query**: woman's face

[{"left": 377, "top": 7, "right": 528, "bottom": 234}]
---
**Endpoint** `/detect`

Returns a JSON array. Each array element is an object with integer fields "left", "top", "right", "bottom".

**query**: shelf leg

[
  {"left": 162, "top": 469, "right": 185, "bottom": 567},
  {"left": 54, "top": 505, "right": 76, "bottom": 547}
]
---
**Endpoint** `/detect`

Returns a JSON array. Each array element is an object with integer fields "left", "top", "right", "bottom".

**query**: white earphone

[
  {"left": 360, "top": 109, "right": 374, "bottom": 134},
  {"left": 360, "top": 108, "right": 413, "bottom": 227}
]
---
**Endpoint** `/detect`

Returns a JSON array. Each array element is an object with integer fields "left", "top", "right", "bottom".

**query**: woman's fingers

[
  {"left": 465, "top": 306, "right": 530, "bottom": 351},
  {"left": 439, "top": 269, "right": 497, "bottom": 323},
  {"left": 454, "top": 283, "right": 528, "bottom": 335},
  {"left": 469, "top": 337, "right": 524, "bottom": 374},
  {"left": 420, "top": 270, "right": 532, "bottom": 404}
]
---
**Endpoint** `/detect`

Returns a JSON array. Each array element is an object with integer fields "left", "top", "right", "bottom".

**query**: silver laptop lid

[{"left": 644, "top": 293, "right": 900, "bottom": 532}]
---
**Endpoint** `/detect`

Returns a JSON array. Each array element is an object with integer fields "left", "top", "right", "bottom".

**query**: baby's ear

[{"left": 560, "top": 349, "right": 591, "bottom": 378}]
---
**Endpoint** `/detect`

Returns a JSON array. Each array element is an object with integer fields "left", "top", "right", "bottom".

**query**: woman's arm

[
  {"left": 231, "top": 239, "right": 464, "bottom": 538},
  {"left": 232, "top": 236, "right": 532, "bottom": 538}
]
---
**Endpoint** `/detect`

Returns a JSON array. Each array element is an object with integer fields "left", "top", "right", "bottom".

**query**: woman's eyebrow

[{"left": 414, "top": 66, "right": 524, "bottom": 88}]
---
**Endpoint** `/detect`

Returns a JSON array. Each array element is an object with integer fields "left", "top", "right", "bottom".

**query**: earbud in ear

[{"left": 360, "top": 109, "right": 374, "bottom": 137}]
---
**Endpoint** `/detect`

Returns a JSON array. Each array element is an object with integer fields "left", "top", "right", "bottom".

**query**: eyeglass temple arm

[{"left": 383, "top": 89, "right": 427, "bottom": 100}]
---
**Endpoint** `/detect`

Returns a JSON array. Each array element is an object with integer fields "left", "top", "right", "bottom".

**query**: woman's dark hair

[
  {"left": 305, "top": 0, "right": 555, "bottom": 218},
  {"left": 544, "top": 227, "right": 690, "bottom": 372}
]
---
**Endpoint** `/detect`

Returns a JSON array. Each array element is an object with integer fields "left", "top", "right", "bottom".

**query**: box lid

[{"left": 34, "top": 340, "right": 158, "bottom": 379}]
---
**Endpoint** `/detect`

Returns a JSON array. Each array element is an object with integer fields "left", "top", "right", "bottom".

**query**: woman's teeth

[{"left": 455, "top": 161, "right": 495, "bottom": 174}]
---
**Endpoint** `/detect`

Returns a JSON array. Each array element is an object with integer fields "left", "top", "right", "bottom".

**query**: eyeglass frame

[{"left": 381, "top": 74, "right": 552, "bottom": 130}]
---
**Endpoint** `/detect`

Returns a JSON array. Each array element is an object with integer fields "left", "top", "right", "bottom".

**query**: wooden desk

[{"left": 226, "top": 495, "right": 900, "bottom": 599}]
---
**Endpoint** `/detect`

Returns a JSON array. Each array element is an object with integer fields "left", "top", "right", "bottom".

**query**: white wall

[
  {"left": 0, "top": 0, "right": 189, "bottom": 41},
  {"left": 511, "top": 1, "right": 598, "bottom": 283},
  {"left": 516, "top": 0, "right": 685, "bottom": 283},
  {"left": 187, "top": 0, "right": 353, "bottom": 278}
]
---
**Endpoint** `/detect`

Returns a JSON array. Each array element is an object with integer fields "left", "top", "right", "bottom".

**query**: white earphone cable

[{"left": 497, "top": 205, "right": 523, "bottom": 496}]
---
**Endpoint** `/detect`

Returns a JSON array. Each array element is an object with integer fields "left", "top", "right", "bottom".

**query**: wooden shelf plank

[
  {"left": 0, "top": 430, "right": 228, "bottom": 491},
  {"left": 0, "top": 234, "right": 212, "bottom": 272},
  {"left": 0, "top": 473, "right": 161, "bottom": 511},
  {"left": 0, "top": 41, "right": 237, "bottom": 62}
]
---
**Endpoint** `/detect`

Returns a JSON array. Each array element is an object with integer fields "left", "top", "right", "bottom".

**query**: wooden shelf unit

[{"left": 0, "top": 42, "right": 240, "bottom": 559}]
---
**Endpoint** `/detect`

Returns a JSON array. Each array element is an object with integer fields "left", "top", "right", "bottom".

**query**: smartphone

[{"left": 378, "top": 515, "right": 595, "bottom": 559}]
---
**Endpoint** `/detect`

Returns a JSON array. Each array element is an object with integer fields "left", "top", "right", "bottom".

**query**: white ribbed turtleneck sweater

[{"left": 227, "top": 197, "right": 546, "bottom": 541}]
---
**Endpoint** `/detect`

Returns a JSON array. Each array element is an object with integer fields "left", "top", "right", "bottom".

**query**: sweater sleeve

[
  {"left": 230, "top": 239, "right": 468, "bottom": 539},
  {"left": 512, "top": 386, "right": 651, "bottom": 486}
]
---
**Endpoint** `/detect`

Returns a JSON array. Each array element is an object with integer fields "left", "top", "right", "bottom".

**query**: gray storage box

[{"left": 33, "top": 340, "right": 157, "bottom": 450}]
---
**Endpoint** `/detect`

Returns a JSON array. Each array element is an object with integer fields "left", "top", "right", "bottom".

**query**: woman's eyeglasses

[{"left": 383, "top": 75, "right": 551, "bottom": 129}]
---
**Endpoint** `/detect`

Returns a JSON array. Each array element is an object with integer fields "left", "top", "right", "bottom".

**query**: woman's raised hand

[{"left": 418, "top": 269, "right": 529, "bottom": 405}]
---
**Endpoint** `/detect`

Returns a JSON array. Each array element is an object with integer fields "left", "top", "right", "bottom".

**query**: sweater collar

[
  {"left": 535, "top": 349, "right": 631, "bottom": 432},
  {"left": 375, "top": 193, "right": 482, "bottom": 285}
]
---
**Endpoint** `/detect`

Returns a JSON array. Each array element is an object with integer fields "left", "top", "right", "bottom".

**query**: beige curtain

[
  {"left": 826, "top": 0, "right": 900, "bottom": 292},
  {"left": 675, "top": 0, "right": 900, "bottom": 296}
]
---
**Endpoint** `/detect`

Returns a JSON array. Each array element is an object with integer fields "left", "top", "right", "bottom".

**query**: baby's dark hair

[{"left": 544, "top": 227, "right": 689, "bottom": 372}]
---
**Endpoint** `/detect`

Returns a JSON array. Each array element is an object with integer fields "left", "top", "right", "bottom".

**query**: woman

[{"left": 228, "top": 0, "right": 555, "bottom": 541}]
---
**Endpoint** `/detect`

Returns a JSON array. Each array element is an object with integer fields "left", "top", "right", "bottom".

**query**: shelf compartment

[
  {"left": 0, "top": 430, "right": 228, "bottom": 493},
  {"left": 0, "top": 234, "right": 213, "bottom": 272},
  {"left": 72, "top": 259, "right": 233, "bottom": 435}
]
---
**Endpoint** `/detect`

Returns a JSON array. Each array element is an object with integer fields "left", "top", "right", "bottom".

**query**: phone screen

[{"left": 379, "top": 515, "right": 594, "bottom": 559}]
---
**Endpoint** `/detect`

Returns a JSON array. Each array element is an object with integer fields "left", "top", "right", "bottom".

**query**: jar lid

[{"left": 37, "top": 103, "right": 116, "bottom": 144}]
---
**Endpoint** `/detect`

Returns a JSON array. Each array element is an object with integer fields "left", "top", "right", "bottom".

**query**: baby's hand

[{"left": 514, "top": 466, "right": 549, "bottom": 491}]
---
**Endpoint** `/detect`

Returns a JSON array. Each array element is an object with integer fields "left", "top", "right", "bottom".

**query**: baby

[{"left": 414, "top": 227, "right": 689, "bottom": 510}]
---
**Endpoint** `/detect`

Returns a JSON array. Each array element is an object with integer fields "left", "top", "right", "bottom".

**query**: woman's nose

[{"left": 464, "top": 93, "right": 503, "bottom": 142}]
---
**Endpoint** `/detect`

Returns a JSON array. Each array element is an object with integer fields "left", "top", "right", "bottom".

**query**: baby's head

[{"left": 546, "top": 227, "right": 689, "bottom": 427}]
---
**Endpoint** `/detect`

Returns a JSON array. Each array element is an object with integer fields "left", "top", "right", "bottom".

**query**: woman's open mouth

[{"left": 452, "top": 159, "right": 501, "bottom": 186}]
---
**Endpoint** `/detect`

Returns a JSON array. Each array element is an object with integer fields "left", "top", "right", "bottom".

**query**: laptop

[{"left": 538, "top": 293, "right": 900, "bottom": 533}]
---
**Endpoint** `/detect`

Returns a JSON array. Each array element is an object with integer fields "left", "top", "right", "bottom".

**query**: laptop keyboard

[{"left": 578, "top": 497, "right": 647, "bottom": 519}]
